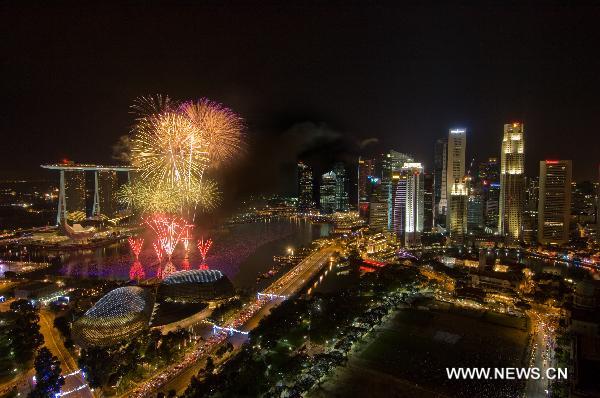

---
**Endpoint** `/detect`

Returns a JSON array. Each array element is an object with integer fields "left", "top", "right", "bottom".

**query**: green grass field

[{"left": 325, "top": 306, "right": 529, "bottom": 398}]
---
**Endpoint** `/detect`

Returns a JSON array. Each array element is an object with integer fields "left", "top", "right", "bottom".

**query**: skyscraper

[
  {"left": 319, "top": 171, "right": 337, "bottom": 214},
  {"left": 523, "top": 176, "right": 539, "bottom": 245},
  {"left": 571, "top": 181, "right": 597, "bottom": 224},
  {"left": 449, "top": 182, "right": 468, "bottom": 245},
  {"left": 368, "top": 201, "right": 388, "bottom": 232},
  {"left": 499, "top": 123, "right": 525, "bottom": 243},
  {"left": 538, "top": 160, "right": 572, "bottom": 246},
  {"left": 423, "top": 173, "right": 434, "bottom": 232},
  {"left": 380, "top": 151, "right": 413, "bottom": 230},
  {"left": 434, "top": 138, "right": 448, "bottom": 223},
  {"left": 358, "top": 157, "right": 375, "bottom": 216},
  {"left": 467, "top": 186, "right": 484, "bottom": 232},
  {"left": 403, "top": 163, "right": 425, "bottom": 246},
  {"left": 446, "top": 129, "right": 466, "bottom": 229},
  {"left": 391, "top": 172, "right": 406, "bottom": 237},
  {"left": 391, "top": 163, "right": 425, "bottom": 246},
  {"left": 333, "top": 162, "right": 350, "bottom": 212},
  {"left": 297, "top": 161, "right": 314, "bottom": 213},
  {"left": 479, "top": 158, "right": 500, "bottom": 231}
]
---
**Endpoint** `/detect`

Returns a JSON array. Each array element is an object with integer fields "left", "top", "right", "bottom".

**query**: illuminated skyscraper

[
  {"left": 434, "top": 138, "right": 448, "bottom": 222},
  {"left": 449, "top": 182, "right": 468, "bottom": 245},
  {"left": 479, "top": 158, "right": 500, "bottom": 231},
  {"left": 499, "top": 123, "right": 525, "bottom": 243},
  {"left": 403, "top": 163, "right": 425, "bottom": 246},
  {"left": 297, "top": 161, "right": 314, "bottom": 213},
  {"left": 333, "top": 162, "right": 350, "bottom": 212},
  {"left": 467, "top": 186, "right": 484, "bottom": 232},
  {"left": 391, "top": 172, "right": 406, "bottom": 237},
  {"left": 391, "top": 163, "right": 425, "bottom": 246},
  {"left": 380, "top": 151, "right": 413, "bottom": 229},
  {"left": 538, "top": 160, "right": 572, "bottom": 246},
  {"left": 523, "top": 176, "right": 539, "bottom": 245},
  {"left": 357, "top": 157, "right": 375, "bottom": 217},
  {"left": 319, "top": 171, "right": 337, "bottom": 214},
  {"left": 446, "top": 129, "right": 466, "bottom": 229},
  {"left": 423, "top": 173, "right": 434, "bottom": 231},
  {"left": 369, "top": 201, "right": 388, "bottom": 232}
]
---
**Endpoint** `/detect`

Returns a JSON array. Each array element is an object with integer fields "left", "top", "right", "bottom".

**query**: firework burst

[
  {"left": 144, "top": 214, "right": 188, "bottom": 260},
  {"left": 129, "top": 260, "right": 145, "bottom": 281},
  {"left": 181, "top": 99, "right": 244, "bottom": 164},
  {"left": 118, "top": 95, "right": 243, "bottom": 218},
  {"left": 153, "top": 241, "right": 164, "bottom": 263},
  {"left": 128, "top": 237, "right": 144, "bottom": 260}
]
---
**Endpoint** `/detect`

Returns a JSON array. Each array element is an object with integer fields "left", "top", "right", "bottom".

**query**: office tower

[
  {"left": 434, "top": 138, "right": 448, "bottom": 222},
  {"left": 423, "top": 173, "right": 434, "bottom": 231},
  {"left": 96, "top": 170, "right": 119, "bottom": 218},
  {"left": 479, "top": 158, "right": 500, "bottom": 231},
  {"left": 499, "top": 123, "right": 525, "bottom": 243},
  {"left": 449, "top": 182, "right": 468, "bottom": 245},
  {"left": 358, "top": 157, "right": 375, "bottom": 216},
  {"left": 538, "top": 160, "right": 572, "bottom": 245},
  {"left": 333, "top": 162, "right": 350, "bottom": 212},
  {"left": 571, "top": 181, "right": 597, "bottom": 224},
  {"left": 64, "top": 170, "right": 86, "bottom": 215},
  {"left": 467, "top": 186, "right": 484, "bottom": 232},
  {"left": 403, "top": 163, "right": 425, "bottom": 246},
  {"left": 391, "top": 172, "right": 406, "bottom": 237},
  {"left": 297, "top": 161, "right": 314, "bottom": 213},
  {"left": 391, "top": 163, "right": 425, "bottom": 246},
  {"left": 319, "top": 171, "right": 337, "bottom": 214},
  {"left": 446, "top": 129, "right": 467, "bottom": 229},
  {"left": 484, "top": 182, "right": 500, "bottom": 231},
  {"left": 380, "top": 151, "right": 413, "bottom": 230},
  {"left": 369, "top": 201, "right": 388, "bottom": 232},
  {"left": 478, "top": 157, "right": 500, "bottom": 183},
  {"left": 523, "top": 177, "right": 539, "bottom": 245}
]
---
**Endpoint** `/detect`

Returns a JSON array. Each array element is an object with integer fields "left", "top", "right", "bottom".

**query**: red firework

[
  {"left": 144, "top": 214, "right": 189, "bottom": 260},
  {"left": 181, "top": 258, "right": 191, "bottom": 271},
  {"left": 181, "top": 225, "right": 193, "bottom": 253},
  {"left": 197, "top": 237, "right": 213, "bottom": 268},
  {"left": 153, "top": 241, "right": 164, "bottom": 262},
  {"left": 129, "top": 260, "right": 145, "bottom": 280},
  {"left": 162, "top": 261, "right": 177, "bottom": 278},
  {"left": 128, "top": 237, "right": 144, "bottom": 259}
]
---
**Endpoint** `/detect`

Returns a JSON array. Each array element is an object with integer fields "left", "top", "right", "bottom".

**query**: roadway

[
  {"left": 145, "top": 245, "right": 338, "bottom": 397},
  {"left": 39, "top": 309, "right": 93, "bottom": 398},
  {"left": 525, "top": 309, "right": 558, "bottom": 398}
]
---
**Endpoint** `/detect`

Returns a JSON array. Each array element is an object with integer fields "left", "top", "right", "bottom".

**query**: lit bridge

[
  {"left": 256, "top": 292, "right": 287, "bottom": 300},
  {"left": 212, "top": 324, "right": 249, "bottom": 336}
]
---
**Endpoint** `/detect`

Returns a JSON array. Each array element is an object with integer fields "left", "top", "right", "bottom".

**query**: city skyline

[{"left": 1, "top": 4, "right": 600, "bottom": 398}]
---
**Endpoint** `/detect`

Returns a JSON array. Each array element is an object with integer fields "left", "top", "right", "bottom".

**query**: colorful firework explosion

[{"left": 128, "top": 237, "right": 144, "bottom": 259}]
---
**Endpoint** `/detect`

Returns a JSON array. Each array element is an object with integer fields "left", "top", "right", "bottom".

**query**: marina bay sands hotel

[{"left": 41, "top": 162, "right": 137, "bottom": 225}]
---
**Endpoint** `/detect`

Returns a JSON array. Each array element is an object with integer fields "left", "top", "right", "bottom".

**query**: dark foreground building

[{"left": 158, "top": 269, "right": 234, "bottom": 303}]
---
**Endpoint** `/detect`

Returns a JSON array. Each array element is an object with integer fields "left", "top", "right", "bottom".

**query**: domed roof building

[
  {"left": 158, "top": 269, "right": 234, "bottom": 303},
  {"left": 72, "top": 286, "right": 154, "bottom": 347}
]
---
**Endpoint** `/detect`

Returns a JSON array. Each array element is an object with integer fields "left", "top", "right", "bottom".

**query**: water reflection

[{"left": 2, "top": 220, "right": 331, "bottom": 289}]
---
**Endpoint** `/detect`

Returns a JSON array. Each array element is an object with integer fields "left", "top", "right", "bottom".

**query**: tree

[
  {"left": 28, "top": 347, "right": 64, "bottom": 398},
  {"left": 205, "top": 356, "right": 215, "bottom": 375},
  {"left": 10, "top": 299, "right": 44, "bottom": 364},
  {"left": 53, "top": 316, "right": 71, "bottom": 340}
]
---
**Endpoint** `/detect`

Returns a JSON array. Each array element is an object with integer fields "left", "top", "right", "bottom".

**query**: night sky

[{"left": 2, "top": 2, "right": 599, "bottom": 203}]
